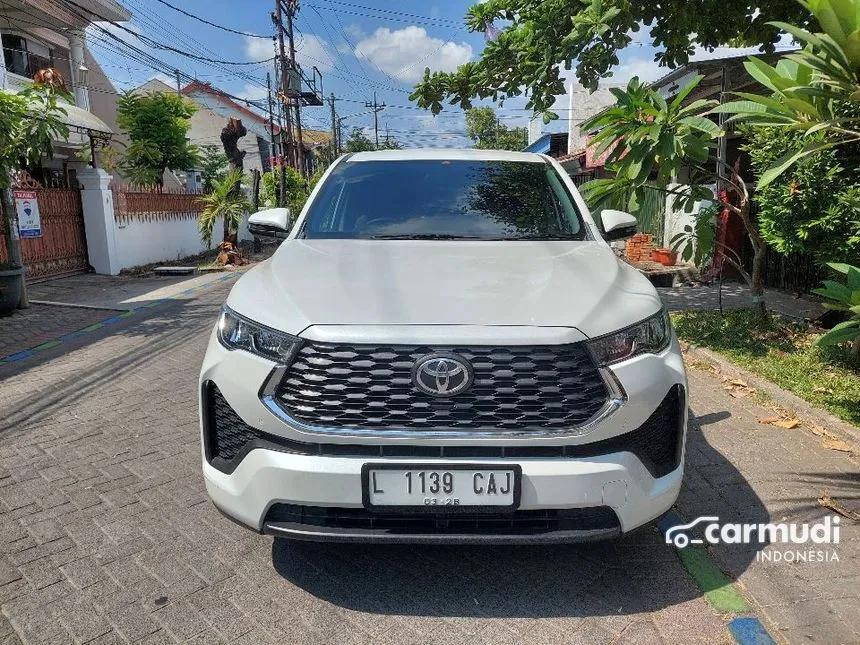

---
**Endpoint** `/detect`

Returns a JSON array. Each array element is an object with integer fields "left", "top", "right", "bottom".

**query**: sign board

[{"left": 14, "top": 190, "right": 41, "bottom": 238}]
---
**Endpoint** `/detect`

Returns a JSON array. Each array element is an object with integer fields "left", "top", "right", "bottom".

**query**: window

[
  {"left": 2, "top": 33, "right": 53, "bottom": 79},
  {"left": 301, "top": 159, "right": 587, "bottom": 241}
]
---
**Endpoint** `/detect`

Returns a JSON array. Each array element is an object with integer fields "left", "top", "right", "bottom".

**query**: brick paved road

[{"left": 0, "top": 278, "right": 854, "bottom": 644}]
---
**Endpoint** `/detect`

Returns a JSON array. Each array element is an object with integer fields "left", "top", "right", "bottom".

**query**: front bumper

[{"left": 200, "top": 329, "right": 687, "bottom": 542}]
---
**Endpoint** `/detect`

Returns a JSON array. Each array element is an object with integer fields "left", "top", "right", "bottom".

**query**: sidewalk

[
  {"left": 0, "top": 271, "right": 239, "bottom": 363},
  {"left": 679, "top": 363, "right": 860, "bottom": 643},
  {"left": 659, "top": 283, "right": 825, "bottom": 320}
]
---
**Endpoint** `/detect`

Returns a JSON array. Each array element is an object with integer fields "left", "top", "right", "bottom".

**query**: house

[
  {"left": 525, "top": 82, "right": 617, "bottom": 183},
  {"left": 0, "top": 0, "right": 131, "bottom": 187}
]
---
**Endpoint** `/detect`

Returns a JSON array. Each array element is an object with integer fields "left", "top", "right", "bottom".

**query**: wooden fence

[{"left": 112, "top": 186, "right": 204, "bottom": 224}]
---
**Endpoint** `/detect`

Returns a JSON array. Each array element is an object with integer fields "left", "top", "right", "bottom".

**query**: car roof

[{"left": 346, "top": 148, "right": 545, "bottom": 163}]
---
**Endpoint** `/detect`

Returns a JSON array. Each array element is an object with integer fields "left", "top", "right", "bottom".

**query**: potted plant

[
  {"left": 652, "top": 248, "right": 678, "bottom": 267},
  {"left": 0, "top": 262, "right": 25, "bottom": 316}
]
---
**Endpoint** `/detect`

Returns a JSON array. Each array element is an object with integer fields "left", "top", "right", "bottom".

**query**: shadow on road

[{"left": 270, "top": 409, "right": 766, "bottom": 619}]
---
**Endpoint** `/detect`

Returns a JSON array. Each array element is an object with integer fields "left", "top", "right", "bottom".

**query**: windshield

[{"left": 299, "top": 159, "right": 586, "bottom": 241}]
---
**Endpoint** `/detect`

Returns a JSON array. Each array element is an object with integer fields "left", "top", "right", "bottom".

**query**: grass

[{"left": 672, "top": 309, "right": 860, "bottom": 427}]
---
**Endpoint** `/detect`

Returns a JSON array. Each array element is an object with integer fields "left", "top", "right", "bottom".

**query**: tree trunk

[
  {"left": 1, "top": 181, "right": 29, "bottom": 308},
  {"left": 220, "top": 118, "right": 247, "bottom": 245},
  {"left": 740, "top": 198, "right": 767, "bottom": 319}
]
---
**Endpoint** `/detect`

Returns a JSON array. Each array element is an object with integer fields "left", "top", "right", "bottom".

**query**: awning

[{"left": 61, "top": 103, "right": 113, "bottom": 135}]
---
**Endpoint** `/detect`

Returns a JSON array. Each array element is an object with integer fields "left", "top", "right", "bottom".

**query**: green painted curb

[{"left": 677, "top": 545, "right": 751, "bottom": 613}]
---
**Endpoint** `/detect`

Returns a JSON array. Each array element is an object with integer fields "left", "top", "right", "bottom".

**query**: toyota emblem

[{"left": 411, "top": 353, "right": 474, "bottom": 397}]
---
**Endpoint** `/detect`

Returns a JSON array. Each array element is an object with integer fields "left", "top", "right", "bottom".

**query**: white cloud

[
  {"left": 244, "top": 34, "right": 333, "bottom": 73},
  {"left": 611, "top": 56, "right": 665, "bottom": 84},
  {"left": 344, "top": 23, "right": 365, "bottom": 41},
  {"left": 239, "top": 83, "right": 269, "bottom": 101},
  {"left": 245, "top": 36, "right": 275, "bottom": 61},
  {"left": 355, "top": 26, "right": 472, "bottom": 83}
]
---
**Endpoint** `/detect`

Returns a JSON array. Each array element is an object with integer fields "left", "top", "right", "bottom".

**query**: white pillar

[
  {"left": 78, "top": 168, "right": 120, "bottom": 275},
  {"left": 0, "top": 27, "right": 7, "bottom": 90},
  {"left": 68, "top": 29, "right": 90, "bottom": 111},
  {"left": 568, "top": 81, "right": 576, "bottom": 154}
]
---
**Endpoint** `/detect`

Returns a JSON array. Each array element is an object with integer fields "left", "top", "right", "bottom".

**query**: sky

[{"left": 86, "top": 0, "right": 794, "bottom": 149}]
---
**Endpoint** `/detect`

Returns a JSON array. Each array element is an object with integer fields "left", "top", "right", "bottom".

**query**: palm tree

[{"left": 198, "top": 169, "right": 249, "bottom": 247}]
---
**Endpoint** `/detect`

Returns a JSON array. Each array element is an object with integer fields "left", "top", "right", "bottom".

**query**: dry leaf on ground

[
  {"left": 774, "top": 418, "right": 801, "bottom": 429},
  {"left": 808, "top": 424, "right": 827, "bottom": 437},
  {"left": 812, "top": 387, "right": 834, "bottom": 394},
  {"left": 756, "top": 416, "right": 782, "bottom": 425},
  {"left": 819, "top": 492, "right": 860, "bottom": 521},
  {"left": 758, "top": 416, "right": 801, "bottom": 429},
  {"left": 822, "top": 438, "right": 853, "bottom": 453}
]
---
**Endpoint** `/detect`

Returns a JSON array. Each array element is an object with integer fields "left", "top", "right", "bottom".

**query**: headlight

[
  {"left": 217, "top": 306, "right": 300, "bottom": 362},
  {"left": 587, "top": 309, "right": 671, "bottom": 366}
]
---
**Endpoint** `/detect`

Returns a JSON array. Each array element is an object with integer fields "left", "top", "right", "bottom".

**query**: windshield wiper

[
  {"left": 368, "top": 234, "right": 482, "bottom": 240},
  {"left": 485, "top": 235, "right": 578, "bottom": 241}
]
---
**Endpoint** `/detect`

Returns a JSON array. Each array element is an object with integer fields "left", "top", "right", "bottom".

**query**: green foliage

[
  {"left": 740, "top": 117, "right": 860, "bottom": 263},
  {"left": 812, "top": 262, "right": 860, "bottom": 359},
  {"left": 198, "top": 169, "right": 249, "bottom": 246},
  {"left": 672, "top": 308, "right": 860, "bottom": 424},
  {"left": 464, "top": 107, "right": 528, "bottom": 150},
  {"left": 409, "top": 0, "right": 808, "bottom": 118},
  {"left": 199, "top": 145, "right": 228, "bottom": 193},
  {"left": 580, "top": 76, "right": 720, "bottom": 212},
  {"left": 343, "top": 128, "right": 375, "bottom": 152},
  {"left": 670, "top": 202, "right": 719, "bottom": 269},
  {"left": 117, "top": 91, "right": 199, "bottom": 186},
  {"left": 716, "top": 0, "right": 860, "bottom": 185},
  {"left": 0, "top": 84, "right": 70, "bottom": 188},
  {"left": 261, "top": 165, "right": 312, "bottom": 216}
]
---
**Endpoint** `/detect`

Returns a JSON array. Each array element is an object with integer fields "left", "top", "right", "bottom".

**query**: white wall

[
  {"left": 663, "top": 183, "right": 716, "bottom": 254},
  {"left": 113, "top": 214, "right": 252, "bottom": 270}
]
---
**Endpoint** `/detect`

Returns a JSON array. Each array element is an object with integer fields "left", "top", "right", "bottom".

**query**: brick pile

[{"left": 625, "top": 233, "right": 654, "bottom": 262}]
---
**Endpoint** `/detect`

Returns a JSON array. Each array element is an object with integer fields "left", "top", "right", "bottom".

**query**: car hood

[{"left": 226, "top": 240, "right": 661, "bottom": 338}]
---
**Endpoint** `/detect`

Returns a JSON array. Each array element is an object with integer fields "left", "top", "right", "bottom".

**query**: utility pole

[
  {"left": 337, "top": 117, "right": 347, "bottom": 154},
  {"left": 284, "top": 0, "right": 306, "bottom": 176},
  {"left": 365, "top": 91, "right": 386, "bottom": 149},
  {"left": 274, "top": 1, "right": 294, "bottom": 172},
  {"left": 266, "top": 72, "right": 276, "bottom": 169},
  {"left": 328, "top": 92, "right": 337, "bottom": 157},
  {"left": 175, "top": 69, "right": 181, "bottom": 96}
]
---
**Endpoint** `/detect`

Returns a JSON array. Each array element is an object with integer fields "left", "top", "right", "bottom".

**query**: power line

[{"left": 151, "top": 0, "right": 271, "bottom": 39}]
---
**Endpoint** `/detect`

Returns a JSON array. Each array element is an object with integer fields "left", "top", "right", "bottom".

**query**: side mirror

[
  {"left": 248, "top": 207, "right": 291, "bottom": 239},
  {"left": 600, "top": 209, "right": 638, "bottom": 241}
]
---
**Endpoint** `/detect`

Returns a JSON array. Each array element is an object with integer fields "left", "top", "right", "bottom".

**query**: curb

[
  {"left": 0, "top": 273, "right": 238, "bottom": 365},
  {"left": 657, "top": 512, "right": 778, "bottom": 645},
  {"left": 685, "top": 344, "right": 860, "bottom": 453}
]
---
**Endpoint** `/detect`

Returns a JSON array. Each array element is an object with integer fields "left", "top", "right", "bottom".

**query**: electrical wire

[{"left": 151, "top": 0, "right": 271, "bottom": 39}]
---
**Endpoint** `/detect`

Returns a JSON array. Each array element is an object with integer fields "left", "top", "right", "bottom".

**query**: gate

[{"left": 0, "top": 188, "right": 88, "bottom": 281}]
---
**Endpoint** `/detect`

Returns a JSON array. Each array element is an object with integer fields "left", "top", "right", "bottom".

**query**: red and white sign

[{"left": 13, "top": 190, "right": 41, "bottom": 238}]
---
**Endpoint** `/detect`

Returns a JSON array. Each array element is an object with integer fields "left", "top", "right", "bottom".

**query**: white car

[{"left": 199, "top": 149, "right": 688, "bottom": 543}]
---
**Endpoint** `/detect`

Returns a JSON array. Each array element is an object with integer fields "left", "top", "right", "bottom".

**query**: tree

[
  {"left": 343, "top": 128, "right": 375, "bottom": 152},
  {"left": 410, "top": 0, "right": 810, "bottom": 119},
  {"left": 581, "top": 75, "right": 770, "bottom": 316},
  {"left": 116, "top": 91, "right": 198, "bottom": 186},
  {"left": 198, "top": 169, "right": 249, "bottom": 247},
  {"left": 740, "top": 117, "right": 860, "bottom": 265},
  {"left": 0, "top": 83, "right": 69, "bottom": 308},
  {"left": 716, "top": 0, "right": 860, "bottom": 184},
  {"left": 465, "top": 106, "right": 527, "bottom": 150},
  {"left": 199, "top": 144, "right": 228, "bottom": 193}
]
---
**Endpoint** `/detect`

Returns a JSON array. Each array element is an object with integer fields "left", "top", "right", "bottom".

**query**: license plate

[{"left": 362, "top": 464, "right": 520, "bottom": 511}]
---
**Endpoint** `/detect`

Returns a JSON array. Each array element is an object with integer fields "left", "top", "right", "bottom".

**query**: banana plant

[
  {"left": 812, "top": 262, "right": 860, "bottom": 361},
  {"left": 714, "top": 0, "right": 860, "bottom": 185}
]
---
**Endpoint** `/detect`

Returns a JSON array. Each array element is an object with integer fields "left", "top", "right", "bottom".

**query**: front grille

[
  {"left": 205, "top": 384, "right": 684, "bottom": 477},
  {"left": 273, "top": 342, "right": 609, "bottom": 432},
  {"left": 264, "top": 504, "right": 620, "bottom": 536}
]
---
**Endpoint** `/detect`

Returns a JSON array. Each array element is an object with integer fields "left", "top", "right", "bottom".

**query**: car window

[{"left": 300, "top": 159, "right": 586, "bottom": 240}]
